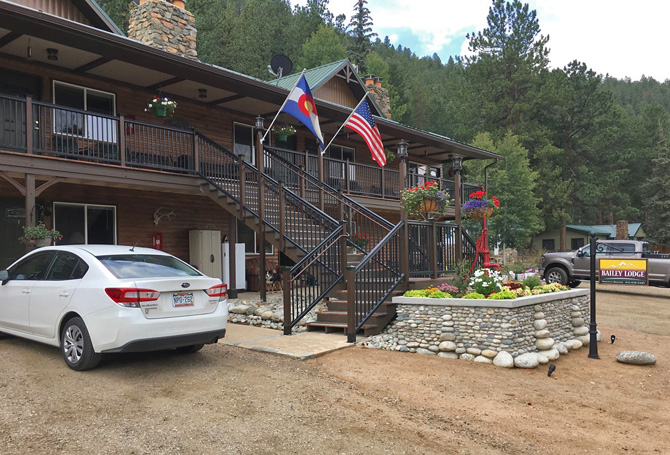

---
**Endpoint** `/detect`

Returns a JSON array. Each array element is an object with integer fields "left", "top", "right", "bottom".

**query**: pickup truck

[{"left": 540, "top": 240, "right": 670, "bottom": 287}]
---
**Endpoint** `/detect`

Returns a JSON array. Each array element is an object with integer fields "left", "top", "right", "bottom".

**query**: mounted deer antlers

[{"left": 153, "top": 208, "right": 176, "bottom": 226}]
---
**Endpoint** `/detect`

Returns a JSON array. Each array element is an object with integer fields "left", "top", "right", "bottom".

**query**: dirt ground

[{"left": 1, "top": 284, "right": 668, "bottom": 454}]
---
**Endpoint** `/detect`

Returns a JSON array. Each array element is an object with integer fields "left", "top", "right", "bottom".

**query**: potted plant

[
  {"left": 273, "top": 123, "right": 296, "bottom": 142},
  {"left": 351, "top": 232, "right": 370, "bottom": 249},
  {"left": 19, "top": 222, "right": 62, "bottom": 247},
  {"left": 462, "top": 190, "right": 500, "bottom": 221},
  {"left": 145, "top": 96, "right": 177, "bottom": 118},
  {"left": 401, "top": 180, "right": 452, "bottom": 220}
]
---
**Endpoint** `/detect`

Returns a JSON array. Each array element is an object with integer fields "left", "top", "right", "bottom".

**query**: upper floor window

[
  {"left": 52, "top": 81, "right": 116, "bottom": 141},
  {"left": 234, "top": 123, "right": 254, "bottom": 165}
]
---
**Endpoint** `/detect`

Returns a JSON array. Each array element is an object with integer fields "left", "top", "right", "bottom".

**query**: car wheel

[
  {"left": 545, "top": 267, "right": 568, "bottom": 285},
  {"left": 568, "top": 280, "right": 581, "bottom": 288},
  {"left": 176, "top": 344, "right": 204, "bottom": 354},
  {"left": 61, "top": 317, "right": 102, "bottom": 371}
]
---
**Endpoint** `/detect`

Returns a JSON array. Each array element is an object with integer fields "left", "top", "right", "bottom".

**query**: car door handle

[
  {"left": 59, "top": 291, "right": 70, "bottom": 297},
  {"left": 22, "top": 289, "right": 31, "bottom": 294}
]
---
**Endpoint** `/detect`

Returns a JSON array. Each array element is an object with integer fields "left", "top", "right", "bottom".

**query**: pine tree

[
  {"left": 347, "top": 0, "right": 377, "bottom": 72},
  {"left": 643, "top": 121, "right": 670, "bottom": 246}
]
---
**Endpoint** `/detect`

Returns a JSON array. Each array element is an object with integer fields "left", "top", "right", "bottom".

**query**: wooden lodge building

[{"left": 0, "top": 0, "right": 500, "bottom": 337}]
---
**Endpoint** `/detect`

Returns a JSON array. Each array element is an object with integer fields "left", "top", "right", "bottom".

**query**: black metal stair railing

[
  {"left": 264, "top": 146, "right": 394, "bottom": 253},
  {"left": 282, "top": 226, "right": 345, "bottom": 334},
  {"left": 348, "top": 222, "right": 404, "bottom": 341}
]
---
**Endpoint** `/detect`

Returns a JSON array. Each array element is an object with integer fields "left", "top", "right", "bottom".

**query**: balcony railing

[{"left": 0, "top": 94, "right": 481, "bottom": 200}]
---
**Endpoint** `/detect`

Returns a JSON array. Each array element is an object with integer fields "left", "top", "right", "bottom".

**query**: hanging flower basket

[
  {"left": 19, "top": 222, "right": 62, "bottom": 246},
  {"left": 462, "top": 190, "right": 500, "bottom": 221},
  {"left": 273, "top": 122, "right": 296, "bottom": 141},
  {"left": 401, "top": 181, "right": 452, "bottom": 220},
  {"left": 145, "top": 96, "right": 177, "bottom": 118}
]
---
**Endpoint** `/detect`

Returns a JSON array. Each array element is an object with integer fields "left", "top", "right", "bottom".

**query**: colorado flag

[{"left": 280, "top": 75, "right": 325, "bottom": 149}]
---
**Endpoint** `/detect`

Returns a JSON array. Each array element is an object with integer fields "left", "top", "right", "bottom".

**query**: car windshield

[{"left": 97, "top": 254, "right": 201, "bottom": 279}]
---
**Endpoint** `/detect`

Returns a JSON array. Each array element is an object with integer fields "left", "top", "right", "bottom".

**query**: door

[
  {"left": 572, "top": 245, "right": 591, "bottom": 277},
  {"left": 29, "top": 252, "right": 87, "bottom": 338},
  {"left": 0, "top": 251, "right": 55, "bottom": 333}
]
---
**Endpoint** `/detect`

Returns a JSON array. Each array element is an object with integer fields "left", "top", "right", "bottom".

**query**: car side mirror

[
  {"left": 576, "top": 251, "right": 583, "bottom": 258},
  {"left": 0, "top": 270, "right": 8, "bottom": 284}
]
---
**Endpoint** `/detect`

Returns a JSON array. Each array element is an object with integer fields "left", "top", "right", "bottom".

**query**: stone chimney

[
  {"left": 365, "top": 76, "right": 391, "bottom": 119},
  {"left": 128, "top": 0, "right": 197, "bottom": 60},
  {"left": 616, "top": 220, "right": 629, "bottom": 239}
]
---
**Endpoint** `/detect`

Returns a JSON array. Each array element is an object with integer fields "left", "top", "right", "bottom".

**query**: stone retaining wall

[{"left": 363, "top": 290, "right": 591, "bottom": 368}]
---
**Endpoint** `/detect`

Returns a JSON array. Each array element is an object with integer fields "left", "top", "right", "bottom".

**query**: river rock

[
  {"left": 616, "top": 351, "right": 657, "bottom": 365},
  {"left": 438, "top": 352, "right": 459, "bottom": 359},
  {"left": 459, "top": 353, "right": 475, "bottom": 361},
  {"left": 229, "top": 304, "right": 250, "bottom": 314},
  {"left": 439, "top": 341, "right": 457, "bottom": 352},
  {"left": 572, "top": 317, "right": 585, "bottom": 327},
  {"left": 482, "top": 349, "right": 498, "bottom": 359},
  {"left": 535, "top": 353, "right": 549, "bottom": 364},
  {"left": 474, "top": 355, "right": 493, "bottom": 364},
  {"left": 467, "top": 347, "right": 482, "bottom": 355},
  {"left": 535, "top": 338, "right": 555, "bottom": 351},
  {"left": 554, "top": 342, "right": 569, "bottom": 354},
  {"left": 261, "top": 311, "right": 273, "bottom": 320},
  {"left": 538, "top": 348, "right": 560, "bottom": 361},
  {"left": 533, "top": 320, "right": 547, "bottom": 330},
  {"left": 440, "top": 333, "right": 456, "bottom": 342},
  {"left": 514, "top": 353, "right": 540, "bottom": 369},
  {"left": 576, "top": 335, "right": 590, "bottom": 346},
  {"left": 493, "top": 351, "right": 514, "bottom": 368},
  {"left": 416, "top": 348, "right": 436, "bottom": 356},
  {"left": 573, "top": 326, "right": 589, "bottom": 336},
  {"left": 534, "top": 329, "right": 551, "bottom": 339},
  {"left": 566, "top": 339, "right": 583, "bottom": 350}
]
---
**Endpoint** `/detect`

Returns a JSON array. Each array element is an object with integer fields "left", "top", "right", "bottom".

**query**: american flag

[{"left": 345, "top": 100, "right": 386, "bottom": 167}]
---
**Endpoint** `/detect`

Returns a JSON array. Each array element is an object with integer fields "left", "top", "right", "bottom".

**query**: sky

[{"left": 293, "top": 0, "right": 670, "bottom": 82}]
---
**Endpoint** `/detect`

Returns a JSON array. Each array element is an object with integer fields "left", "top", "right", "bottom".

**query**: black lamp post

[
  {"left": 397, "top": 140, "right": 409, "bottom": 283},
  {"left": 588, "top": 232, "right": 600, "bottom": 359}
]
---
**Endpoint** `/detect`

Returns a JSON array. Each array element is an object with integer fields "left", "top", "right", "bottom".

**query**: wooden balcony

[{"left": 0, "top": 93, "right": 480, "bottom": 202}]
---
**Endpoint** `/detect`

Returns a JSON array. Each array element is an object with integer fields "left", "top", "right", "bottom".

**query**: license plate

[{"left": 172, "top": 292, "right": 194, "bottom": 307}]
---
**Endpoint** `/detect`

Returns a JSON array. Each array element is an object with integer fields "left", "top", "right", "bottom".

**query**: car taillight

[
  {"left": 105, "top": 288, "right": 160, "bottom": 308},
  {"left": 205, "top": 283, "right": 227, "bottom": 299}
]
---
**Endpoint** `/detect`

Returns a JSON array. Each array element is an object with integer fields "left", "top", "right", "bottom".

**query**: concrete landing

[{"left": 219, "top": 323, "right": 362, "bottom": 360}]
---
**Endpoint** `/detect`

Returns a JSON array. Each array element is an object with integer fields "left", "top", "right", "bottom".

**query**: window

[
  {"left": 53, "top": 81, "right": 116, "bottom": 141},
  {"left": 54, "top": 203, "right": 116, "bottom": 245},
  {"left": 571, "top": 238, "right": 585, "bottom": 250},
  {"left": 542, "top": 239, "right": 555, "bottom": 251},
  {"left": 234, "top": 123, "right": 255, "bottom": 165},
  {"left": 45, "top": 252, "right": 88, "bottom": 280},
  {"left": 9, "top": 252, "right": 55, "bottom": 281},
  {"left": 237, "top": 219, "right": 272, "bottom": 255},
  {"left": 327, "top": 144, "right": 355, "bottom": 180},
  {"left": 97, "top": 254, "right": 201, "bottom": 278}
]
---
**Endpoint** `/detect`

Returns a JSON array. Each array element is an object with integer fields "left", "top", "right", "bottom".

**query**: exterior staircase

[{"left": 194, "top": 133, "right": 476, "bottom": 341}]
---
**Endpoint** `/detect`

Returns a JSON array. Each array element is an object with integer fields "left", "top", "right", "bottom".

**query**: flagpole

[
  {"left": 261, "top": 69, "right": 306, "bottom": 144},
  {"left": 321, "top": 91, "right": 369, "bottom": 155}
]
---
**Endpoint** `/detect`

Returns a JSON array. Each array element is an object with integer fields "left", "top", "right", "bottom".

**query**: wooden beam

[
  {"left": 35, "top": 177, "right": 64, "bottom": 196},
  {"left": 74, "top": 56, "right": 112, "bottom": 73},
  {"left": 0, "top": 31, "right": 22, "bottom": 48},
  {"left": 0, "top": 171, "right": 26, "bottom": 195},
  {"left": 146, "top": 76, "right": 185, "bottom": 91},
  {"left": 209, "top": 94, "right": 245, "bottom": 106}
]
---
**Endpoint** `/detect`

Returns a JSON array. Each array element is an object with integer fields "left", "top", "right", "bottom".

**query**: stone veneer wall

[
  {"left": 366, "top": 84, "right": 391, "bottom": 119},
  {"left": 128, "top": 0, "right": 198, "bottom": 60},
  {"left": 372, "top": 290, "right": 590, "bottom": 362}
]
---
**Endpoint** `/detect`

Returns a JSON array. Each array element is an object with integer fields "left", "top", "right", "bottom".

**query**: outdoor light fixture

[
  {"left": 46, "top": 48, "right": 58, "bottom": 61},
  {"left": 255, "top": 115, "right": 265, "bottom": 131},
  {"left": 452, "top": 155, "right": 463, "bottom": 173},
  {"left": 397, "top": 140, "right": 408, "bottom": 159},
  {"left": 198, "top": 88, "right": 207, "bottom": 98}
]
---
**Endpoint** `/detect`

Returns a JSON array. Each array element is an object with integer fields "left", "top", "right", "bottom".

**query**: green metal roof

[
  {"left": 567, "top": 223, "right": 643, "bottom": 238},
  {"left": 273, "top": 59, "right": 350, "bottom": 90}
]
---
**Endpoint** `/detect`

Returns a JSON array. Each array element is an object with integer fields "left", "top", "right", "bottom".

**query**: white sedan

[{"left": 0, "top": 245, "right": 228, "bottom": 370}]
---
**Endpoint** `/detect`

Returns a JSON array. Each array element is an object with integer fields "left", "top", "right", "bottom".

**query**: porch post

[
  {"left": 452, "top": 155, "right": 463, "bottom": 262},
  {"left": 228, "top": 213, "right": 238, "bottom": 299},
  {"left": 255, "top": 116, "right": 267, "bottom": 302},
  {"left": 397, "top": 141, "right": 409, "bottom": 287},
  {"left": 317, "top": 147, "right": 324, "bottom": 211},
  {"left": 25, "top": 174, "right": 35, "bottom": 251},
  {"left": 26, "top": 96, "right": 33, "bottom": 155}
]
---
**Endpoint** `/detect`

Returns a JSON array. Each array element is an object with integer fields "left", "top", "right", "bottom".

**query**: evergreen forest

[{"left": 99, "top": 0, "right": 670, "bottom": 249}]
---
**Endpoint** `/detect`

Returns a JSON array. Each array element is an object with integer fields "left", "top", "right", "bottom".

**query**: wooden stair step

[{"left": 305, "top": 321, "right": 377, "bottom": 334}]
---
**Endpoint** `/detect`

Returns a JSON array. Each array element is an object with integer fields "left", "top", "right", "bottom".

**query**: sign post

[{"left": 588, "top": 232, "right": 599, "bottom": 359}]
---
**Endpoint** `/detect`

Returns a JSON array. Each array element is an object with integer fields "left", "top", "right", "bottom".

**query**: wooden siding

[
  {"left": 38, "top": 183, "right": 230, "bottom": 264},
  {"left": 11, "top": 0, "right": 91, "bottom": 25},
  {"left": 315, "top": 77, "right": 358, "bottom": 110}
]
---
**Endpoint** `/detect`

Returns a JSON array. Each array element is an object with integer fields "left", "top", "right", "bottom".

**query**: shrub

[
  {"left": 487, "top": 289, "right": 517, "bottom": 299},
  {"left": 462, "top": 292, "right": 485, "bottom": 299},
  {"left": 522, "top": 274, "right": 543, "bottom": 289},
  {"left": 468, "top": 268, "right": 504, "bottom": 295}
]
